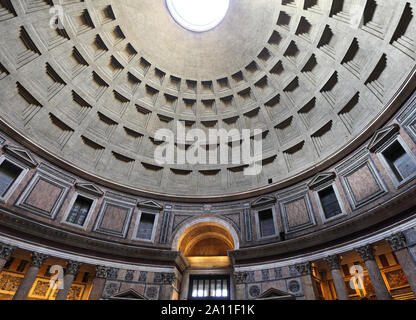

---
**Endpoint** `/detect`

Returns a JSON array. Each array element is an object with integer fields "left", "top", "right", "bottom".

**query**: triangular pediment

[
  {"left": 256, "top": 287, "right": 295, "bottom": 300},
  {"left": 138, "top": 200, "right": 163, "bottom": 211},
  {"left": 251, "top": 195, "right": 276, "bottom": 208},
  {"left": 108, "top": 288, "right": 148, "bottom": 300},
  {"left": 367, "top": 124, "right": 400, "bottom": 152},
  {"left": 75, "top": 183, "right": 104, "bottom": 197},
  {"left": 308, "top": 172, "right": 336, "bottom": 189},
  {"left": 3, "top": 145, "right": 38, "bottom": 168}
]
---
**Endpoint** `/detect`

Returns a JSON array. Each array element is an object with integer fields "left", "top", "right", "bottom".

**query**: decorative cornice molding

[
  {"left": 324, "top": 254, "right": 341, "bottom": 270},
  {"left": 161, "top": 272, "right": 176, "bottom": 285},
  {"left": 251, "top": 196, "right": 276, "bottom": 208},
  {"left": 354, "top": 244, "right": 375, "bottom": 261},
  {"left": 3, "top": 145, "right": 38, "bottom": 168},
  {"left": 385, "top": 232, "right": 407, "bottom": 251},
  {"left": 367, "top": 124, "right": 400, "bottom": 152},
  {"left": 308, "top": 172, "right": 336, "bottom": 190},
  {"left": 75, "top": 183, "right": 104, "bottom": 197},
  {"left": 30, "top": 252, "right": 48, "bottom": 267},
  {"left": 138, "top": 200, "right": 163, "bottom": 211},
  {"left": 0, "top": 207, "right": 179, "bottom": 263}
]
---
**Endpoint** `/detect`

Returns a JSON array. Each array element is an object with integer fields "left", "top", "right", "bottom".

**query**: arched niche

[{"left": 173, "top": 218, "right": 238, "bottom": 268}]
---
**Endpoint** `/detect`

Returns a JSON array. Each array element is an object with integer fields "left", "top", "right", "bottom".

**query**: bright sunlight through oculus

[{"left": 166, "top": 0, "right": 230, "bottom": 32}]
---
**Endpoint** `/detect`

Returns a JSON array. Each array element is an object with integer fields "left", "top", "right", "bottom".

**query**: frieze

[
  {"left": 95, "top": 265, "right": 109, "bottom": 279},
  {"left": 294, "top": 262, "right": 312, "bottom": 276}
]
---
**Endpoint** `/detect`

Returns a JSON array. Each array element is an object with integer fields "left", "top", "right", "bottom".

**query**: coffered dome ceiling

[{"left": 0, "top": 0, "right": 415, "bottom": 198}]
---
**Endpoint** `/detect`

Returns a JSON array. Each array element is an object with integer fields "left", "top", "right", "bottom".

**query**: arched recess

[{"left": 172, "top": 217, "right": 239, "bottom": 268}]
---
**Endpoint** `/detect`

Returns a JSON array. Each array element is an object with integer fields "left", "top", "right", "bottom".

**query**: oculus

[{"left": 166, "top": 0, "right": 230, "bottom": 32}]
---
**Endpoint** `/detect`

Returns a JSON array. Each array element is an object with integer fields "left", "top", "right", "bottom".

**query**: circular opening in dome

[{"left": 166, "top": 0, "right": 230, "bottom": 32}]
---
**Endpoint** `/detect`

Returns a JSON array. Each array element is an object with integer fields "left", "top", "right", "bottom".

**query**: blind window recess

[
  {"left": 382, "top": 141, "right": 416, "bottom": 182},
  {"left": 137, "top": 213, "right": 156, "bottom": 240},
  {"left": 318, "top": 186, "right": 342, "bottom": 219},
  {"left": 258, "top": 209, "right": 275, "bottom": 237},
  {"left": 67, "top": 196, "right": 93, "bottom": 226},
  {"left": 0, "top": 160, "right": 23, "bottom": 197}
]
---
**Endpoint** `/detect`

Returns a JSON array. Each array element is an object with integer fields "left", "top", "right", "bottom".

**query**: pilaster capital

[
  {"left": 95, "top": 265, "right": 109, "bottom": 279},
  {"left": 162, "top": 272, "right": 176, "bottom": 285},
  {"left": 295, "top": 261, "right": 312, "bottom": 276},
  {"left": 324, "top": 254, "right": 341, "bottom": 270},
  {"left": 0, "top": 243, "right": 14, "bottom": 260},
  {"left": 30, "top": 252, "right": 49, "bottom": 267},
  {"left": 354, "top": 244, "right": 375, "bottom": 261},
  {"left": 234, "top": 272, "right": 248, "bottom": 284},
  {"left": 66, "top": 260, "right": 82, "bottom": 275},
  {"left": 385, "top": 232, "right": 407, "bottom": 251}
]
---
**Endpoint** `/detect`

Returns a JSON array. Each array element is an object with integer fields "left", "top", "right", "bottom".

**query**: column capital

[
  {"left": 66, "top": 260, "right": 82, "bottom": 275},
  {"left": 295, "top": 261, "right": 312, "bottom": 276},
  {"left": 0, "top": 243, "right": 14, "bottom": 260},
  {"left": 95, "top": 265, "right": 109, "bottom": 279},
  {"left": 385, "top": 232, "right": 407, "bottom": 251},
  {"left": 162, "top": 272, "right": 176, "bottom": 285},
  {"left": 324, "top": 255, "right": 341, "bottom": 270},
  {"left": 30, "top": 252, "right": 48, "bottom": 267},
  {"left": 354, "top": 244, "right": 375, "bottom": 261},
  {"left": 234, "top": 272, "right": 248, "bottom": 284}
]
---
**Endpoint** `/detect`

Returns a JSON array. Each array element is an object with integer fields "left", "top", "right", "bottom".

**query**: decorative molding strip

[{"left": 3, "top": 145, "right": 38, "bottom": 168}]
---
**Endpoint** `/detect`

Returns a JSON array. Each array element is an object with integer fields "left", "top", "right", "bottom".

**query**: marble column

[
  {"left": 295, "top": 262, "right": 318, "bottom": 300},
  {"left": 355, "top": 244, "right": 392, "bottom": 300},
  {"left": 88, "top": 265, "right": 109, "bottom": 300},
  {"left": 324, "top": 254, "right": 349, "bottom": 300},
  {"left": 55, "top": 260, "right": 82, "bottom": 300},
  {"left": 12, "top": 252, "right": 48, "bottom": 300},
  {"left": 386, "top": 232, "right": 416, "bottom": 296},
  {"left": 0, "top": 243, "right": 14, "bottom": 272}
]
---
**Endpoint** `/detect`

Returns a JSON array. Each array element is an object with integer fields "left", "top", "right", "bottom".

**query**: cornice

[{"left": 0, "top": 208, "right": 179, "bottom": 265}]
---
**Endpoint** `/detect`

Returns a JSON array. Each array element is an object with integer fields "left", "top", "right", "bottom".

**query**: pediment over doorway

[
  {"left": 108, "top": 288, "right": 148, "bottom": 300},
  {"left": 255, "top": 287, "right": 295, "bottom": 300}
]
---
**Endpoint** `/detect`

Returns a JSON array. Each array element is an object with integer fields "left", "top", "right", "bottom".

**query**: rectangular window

[
  {"left": 66, "top": 196, "right": 93, "bottom": 226},
  {"left": 0, "top": 160, "right": 23, "bottom": 197},
  {"left": 318, "top": 186, "right": 342, "bottom": 219},
  {"left": 382, "top": 140, "right": 416, "bottom": 182},
  {"left": 189, "top": 275, "right": 230, "bottom": 300},
  {"left": 378, "top": 254, "right": 390, "bottom": 268},
  {"left": 137, "top": 213, "right": 155, "bottom": 240},
  {"left": 44, "top": 265, "right": 52, "bottom": 277},
  {"left": 258, "top": 209, "right": 276, "bottom": 238},
  {"left": 16, "top": 260, "right": 28, "bottom": 273}
]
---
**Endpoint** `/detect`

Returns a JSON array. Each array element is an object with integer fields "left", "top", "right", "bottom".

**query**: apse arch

[{"left": 172, "top": 217, "right": 240, "bottom": 253}]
